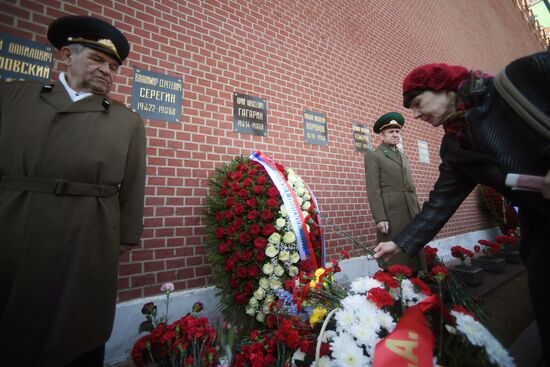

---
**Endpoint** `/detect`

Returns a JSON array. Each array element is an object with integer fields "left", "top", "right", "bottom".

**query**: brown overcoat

[
  {"left": 364, "top": 143, "right": 425, "bottom": 270},
  {"left": 0, "top": 80, "right": 145, "bottom": 366}
]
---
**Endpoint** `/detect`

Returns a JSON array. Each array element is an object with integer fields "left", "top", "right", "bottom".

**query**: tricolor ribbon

[{"left": 250, "top": 151, "right": 321, "bottom": 269}]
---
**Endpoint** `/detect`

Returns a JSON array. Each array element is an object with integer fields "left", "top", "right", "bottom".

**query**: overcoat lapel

[
  {"left": 40, "top": 81, "right": 110, "bottom": 113},
  {"left": 379, "top": 143, "right": 402, "bottom": 167}
]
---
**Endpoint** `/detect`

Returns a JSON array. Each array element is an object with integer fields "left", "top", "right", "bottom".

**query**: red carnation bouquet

[
  {"left": 204, "top": 152, "right": 324, "bottom": 328},
  {"left": 450, "top": 245, "right": 474, "bottom": 266}
]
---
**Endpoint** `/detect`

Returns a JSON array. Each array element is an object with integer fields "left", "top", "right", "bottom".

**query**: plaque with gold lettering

[
  {"left": 303, "top": 110, "right": 328, "bottom": 145},
  {"left": 0, "top": 33, "right": 53, "bottom": 81},
  {"left": 233, "top": 92, "right": 267, "bottom": 136},
  {"left": 352, "top": 122, "right": 372, "bottom": 151},
  {"left": 131, "top": 68, "right": 183, "bottom": 123}
]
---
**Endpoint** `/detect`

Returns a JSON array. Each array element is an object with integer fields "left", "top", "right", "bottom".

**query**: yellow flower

[
  {"left": 309, "top": 306, "right": 327, "bottom": 327},
  {"left": 309, "top": 267, "right": 327, "bottom": 287}
]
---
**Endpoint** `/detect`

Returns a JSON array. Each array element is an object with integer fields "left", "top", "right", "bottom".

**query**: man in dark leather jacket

[{"left": 374, "top": 51, "right": 550, "bottom": 362}]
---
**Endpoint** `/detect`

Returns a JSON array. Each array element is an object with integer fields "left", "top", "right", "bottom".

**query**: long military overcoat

[
  {"left": 0, "top": 80, "right": 145, "bottom": 366},
  {"left": 364, "top": 143, "right": 425, "bottom": 270}
]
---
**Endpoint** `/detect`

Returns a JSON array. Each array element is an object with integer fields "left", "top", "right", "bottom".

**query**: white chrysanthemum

[
  {"left": 279, "top": 205, "right": 288, "bottom": 217},
  {"left": 283, "top": 231, "right": 296, "bottom": 244},
  {"left": 355, "top": 306, "right": 382, "bottom": 331},
  {"left": 288, "top": 265, "right": 299, "bottom": 277},
  {"left": 330, "top": 332, "right": 355, "bottom": 355},
  {"left": 290, "top": 252, "right": 301, "bottom": 263},
  {"left": 322, "top": 330, "right": 337, "bottom": 342},
  {"left": 245, "top": 306, "right": 256, "bottom": 316},
  {"left": 265, "top": 244, "right": 279, "bottom": 257},
  {"left": 264, "top": 294, "right": 275, "bottom": 305},
  {"left": 349, "top": 322, "right": 378, "bottom": 348},
  {"left": 262, "top": 302, "right": 271, "bottom": 314},
  {"left": 331, "top": 341, "right": 369, "bottom": 367},
  {"left": 313, "top": 356, "right": 332, "bottom": 367},
  {"left": 296, "top": 196, "right": 303, "bottom": 206},
  {"left": 274, "top": 264, "right": 285, "bottom": 276},
  {"left": 275, "top": 217, "right": 286, "bottom": 229},
  {"left": 302, "top": 210, "right": 309, "bottom": 217},
  {"left": 248, "top": 297, "right": 258, "bottom": 307},
  {"left": 259, "top": 277, "right": 270, "bottom": 289},
  {"left": 350, "top": 276, "right": 383, "bottom": 294},
  {"left": 262, "top": 263, "right": 274, "bottom": 275},
  {"left": 304, "top": 193, "right": 311, "bottom": 200},
  {"left": 268, "top": 232, "right": 281, "bottom": 244},
  {"left": 334, "top": 308, "right": 357, "bottom": 330},
  {"left": 401, "top": 279, "right": 427, "bottom": 307},
  {"left": 301, "top": 201, "right": 311, "bottom": 210},
  {"left": 256, "top": 311, "right": 265, "bottom": 322},
  {"left": 270, "top": 277, "right": 282, "bottom": 290},
  {"left": 253, "top": 287, "right": 265, "bottom": 300},
  {"left": 340, "top": 294, "right": 366, "bottom": 314},
  {"left": 377, "top": 310, "right": 397, "bottom": 331},
  {"left": 452, "top": 311, "right": 515, "bottom": 367},
  {"left": 278, "top": 250, "right": 290, "bottom": 261},
  {"left": 296, "top": 186, "right": 306, "bottom": 196}
]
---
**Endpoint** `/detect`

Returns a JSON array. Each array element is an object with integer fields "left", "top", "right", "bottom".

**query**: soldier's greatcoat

[
  {"left": 364, "top": 142, "right": 425, "bottom": 270},
  {"left": 0, "top": 80, "right": 145, "bottom": 366}
]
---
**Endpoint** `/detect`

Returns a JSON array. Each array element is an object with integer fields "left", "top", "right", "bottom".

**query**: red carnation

[
  {"left": 254, "top": 237, "right": 267, "bottom": 249},
  {"left": 225, "top": 197, "right": 236, "bottom": 208},
  {"left": 232, "top": 203, "right": 245, "bottom": 215},
  {"left": 261, "top": 209, "right": 274, "bottom": 222},
  {"left": 266, "top": 197, "right": 279, "bottom": 208},
  {"left": 249, "top": 223, "right": 261, "bottom": 236},
  {"left": 215, "top": 227, "right": 225, "bottom": 239},
  {"left": 253, "top": 185, "right": 264, "bottom": 194},
  {"left": 243, "top": 177, "right": 253, "bottom": 187},
  {"left": 238, "top": 188, "right": 249, "bottom": 199},
  {"left": 373, "top": 270, "right": 399, "bottom": 288},
  {"left": 368, "top": 287, "right": 395, "bottom": 308},
  {"left": 256, "top": 175, "right": 268, "bottom": 184},
  {"left": 238, "top": 232, "right": 251, "bottom": 244},
  {"left": 267, "top": 186, "right": 279, "bottom": 198},
  {"left": 410, "top": 277, "right": 432, "bottom": 295},
  {"left": 232, "top": 171, "right": 243, "bottom": 181},
  {"left": 247, "top": 210, "right": 259, "bottom": 221},
  {"left": 262, "top": 224, "right": 276, "bottom": 236},
  {"left": 387, "top": 264, "right": 413, "bottom": 278},
  {"left": 236, "top": 267, "right": 248, "bottom": 279},
  {"left": 246, "top": 198, "right": 258, "bottom": 208}
]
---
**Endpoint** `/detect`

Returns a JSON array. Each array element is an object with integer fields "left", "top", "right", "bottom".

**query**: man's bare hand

[
  {"left": 376, "top": 221, "right": 389, "bottom": 234},
  {"left": 373, "top": 241, "right": 402, "bottom": 261}
]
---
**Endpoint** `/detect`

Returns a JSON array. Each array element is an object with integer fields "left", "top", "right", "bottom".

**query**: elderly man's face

[
  {"left": 409, "top": 90, "right": 456, "bottom": 127},
  {"left": 380, "top": 128, "right": 401, "bottom": 147},
  {"left": 62, "top": 46, "right": 119, "bottom": 95}
]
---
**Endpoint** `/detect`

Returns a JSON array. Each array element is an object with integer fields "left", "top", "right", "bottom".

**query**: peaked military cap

[
  {"left": 47, "top": 15, "right": 129, "bottom": 64},
  {"left": 373, "top": 112, "right": 404, "bottom": 133}
]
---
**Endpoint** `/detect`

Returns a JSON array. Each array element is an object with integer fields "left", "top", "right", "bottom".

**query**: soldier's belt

[{"left": 0, "top": 176, "right": 119, "bottom": 197}]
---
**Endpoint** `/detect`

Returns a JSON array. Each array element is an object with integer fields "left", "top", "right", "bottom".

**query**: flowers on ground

[
  {"left": 477, "top": 239, "right": 501, "bottom": 256},
  {"left": 451, "top": 245, "right": 474, "bottom": 265}
]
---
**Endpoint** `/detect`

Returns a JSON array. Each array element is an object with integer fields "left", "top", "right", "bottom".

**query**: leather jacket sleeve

[{"left": 393, "top": 136, "right": 477, "bottom": 256}]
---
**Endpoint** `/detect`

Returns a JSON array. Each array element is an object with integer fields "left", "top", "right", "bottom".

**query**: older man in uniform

[
  {"left": 0, "top": 16, "right": 145, "bottom": 366},
  {"left": 364, "top": 112, "right": 425, "bottom": 271}
]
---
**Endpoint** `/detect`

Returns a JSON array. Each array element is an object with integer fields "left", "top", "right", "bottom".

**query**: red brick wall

[{"left": 1, "top": 0, "right": 543, "bottom": 302}]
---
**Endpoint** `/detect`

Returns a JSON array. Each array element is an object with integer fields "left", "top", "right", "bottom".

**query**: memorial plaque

[
  {"left": 418, "top": 140, "right": 430, "bottom": 163},
  {"left": 0, "top": 33, "right": 53, "bottom": 81},
  {"left": 303, "top": 110, "right": 328, "bottom": 145},
  {"left": 131, "top": 68, "right": 182, "bottom": 123},
  {"left": 233, "top": 93, "right": 267, "bottom": 136},
  {"left": 352, "top": 122, "right": 372, "bottom": 151}
]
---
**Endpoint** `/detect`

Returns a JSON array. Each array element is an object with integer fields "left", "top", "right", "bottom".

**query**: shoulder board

[{"left": 110, "top": 99, "right": 142, "bottom": 117}]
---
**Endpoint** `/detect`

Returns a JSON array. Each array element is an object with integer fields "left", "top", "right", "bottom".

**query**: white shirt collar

[{"left": 59, "top": 72, "right": 93, "bottom": 102}]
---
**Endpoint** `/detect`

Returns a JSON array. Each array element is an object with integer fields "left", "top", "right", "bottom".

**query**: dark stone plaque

[
  {"left": 352, "top": 122, "right": 372, "bottom": 151},
  {"left": 0, "top": 33, "right": 53, "bottom": 81},
  {"left": 303, "top": 110, "right": 328, "bottom": 145},
  {"left": 131, "top": 68, "right": 183, "bottom": 123},
  {"left": 233, "top": 92, "right": 267, "bottom": 136}
]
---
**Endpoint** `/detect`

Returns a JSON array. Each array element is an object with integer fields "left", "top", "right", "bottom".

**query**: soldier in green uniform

[
  {"left": 0, "top": 16, "right": 145, "bottom": 367},
  {"left": 364, "top": 112, "right": 425, "bottom": 271}
]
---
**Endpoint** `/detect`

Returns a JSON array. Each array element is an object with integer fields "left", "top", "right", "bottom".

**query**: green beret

[
  {"left": 373, "top": 112, "right": 404, "bottom": 133},
  {"left": 47, "top": 16, "right": 129, "bottom": 65}
]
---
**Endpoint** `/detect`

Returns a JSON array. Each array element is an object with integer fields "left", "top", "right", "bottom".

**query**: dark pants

[
  {"left": 519, "top": 207, "right": 550, "bottom": 364},
  {"left": 64, "top": 345, "right": 105, "bottom": 367}
]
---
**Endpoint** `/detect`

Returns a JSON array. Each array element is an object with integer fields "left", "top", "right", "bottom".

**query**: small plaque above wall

[
  {"left": 233, "top": 92, "right": 267, "bottom": 136},
  {"left": 303, "top": 110, "right": 328, "bottom": 145},
  {"left": 131, "top": 68, "right": 183, "bottom": 123},
  {"left": 0, "top": 33, "right": 53, "bottom": 81},
  {"left": 352, "top": 122, "right": 372, "bottom": 152},
  {"left": 418, "top": 140, "right": 430, "bottom": 163}
]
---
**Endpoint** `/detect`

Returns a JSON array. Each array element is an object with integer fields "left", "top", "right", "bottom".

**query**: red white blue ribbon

[{"left": 250, "top": 151, "right": 319, "bottom": 270}]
